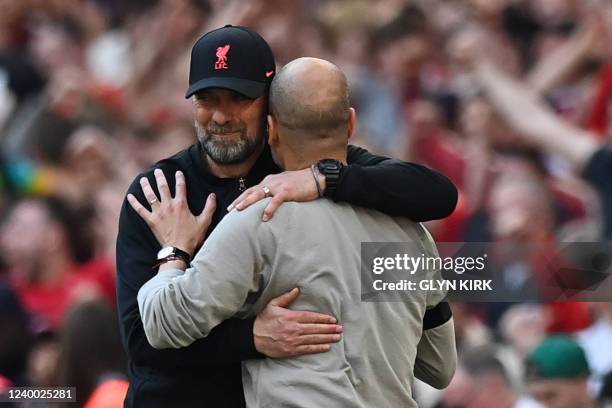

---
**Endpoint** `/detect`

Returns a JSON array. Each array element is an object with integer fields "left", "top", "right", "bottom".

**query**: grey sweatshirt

[{"left": 138, "top": 198, "right": 455, "bottom": 407}]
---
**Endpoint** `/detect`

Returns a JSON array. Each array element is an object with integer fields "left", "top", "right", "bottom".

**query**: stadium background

[{"left": 1, "top": 0, "right": 611, "bottom": 406}]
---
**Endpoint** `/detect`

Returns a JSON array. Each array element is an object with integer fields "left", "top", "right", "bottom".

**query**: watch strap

[
  {"left": 154, "top": 246, "right": 191, "bottom": 269},
  {"left": 153, "top": 255, "right": 189, "bottom": 269},
  {"left": 317, "top": 159, "right": 343, "bottom": 197}
]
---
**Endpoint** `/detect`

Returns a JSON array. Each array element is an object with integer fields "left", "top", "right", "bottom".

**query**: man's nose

[{"left": 210, "top": 105, "right": 233, "bottom": 125}]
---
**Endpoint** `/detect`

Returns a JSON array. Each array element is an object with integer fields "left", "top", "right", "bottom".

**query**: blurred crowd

[{"left": 1, "top": 0, "right": 612, "bottom": 407}]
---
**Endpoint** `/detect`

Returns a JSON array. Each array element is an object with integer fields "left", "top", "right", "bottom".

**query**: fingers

[
  {"left": 139, "top": 177, "right": 159, "bottom": 207},
  {"left": 234, "top": 188, "right": 265, "bottom": 211},
  {"left": 288, "top": 333, "right": 343, "bottom": 356},
  {"left": 295, "top": 334, "right": 341, "bottom": 346},
  {"left": 175, "top": 171, "right": 187, "bottom": 200},
  {"left": 127, "top": 194, "right": 152, "bottom": 222},
  {"left": 228, "top": 189, "right": 251, "bottom": 211},
  {"left": 291, "top": 310, "right": 338, "bottom": 324},
  {"left": 197, "top": 193, "right": 217, "bottom": 225},
  {"left": 262, "top": 195, "right": 284, "bottom": 222},
  {"left": 269, "top": 288, "right": 300, "bottom": 307},
  {"left": 299, "top": 323, "right": 344, "bottom": 335},
  {"left": 154, "top": 168, "right": 171, "bottom": 202},
  {"left": 228, "top": 175, "right": 275, "bottom": 211},
  {"left": 292, "top": 344, "right": 332, "bottom": 355}
]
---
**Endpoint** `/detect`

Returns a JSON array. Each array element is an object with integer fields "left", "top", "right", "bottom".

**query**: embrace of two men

[{"left": 117, "top": 25, "right": 457, "bottom": 408}]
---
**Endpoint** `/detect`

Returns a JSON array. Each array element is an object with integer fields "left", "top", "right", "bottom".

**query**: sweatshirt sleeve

[
  {"left": 117, "top": 171, "right": 262, "bottom": 365},
  {"left": 137, "top": 202, "right": 270, "bottom": 349},
  {"left": 414, "top": 317, "right": 457, "bottom": 389}
]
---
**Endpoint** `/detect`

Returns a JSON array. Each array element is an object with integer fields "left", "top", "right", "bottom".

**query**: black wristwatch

[{"left": 317, "top": 159, "right": 343, "bottom": 197}]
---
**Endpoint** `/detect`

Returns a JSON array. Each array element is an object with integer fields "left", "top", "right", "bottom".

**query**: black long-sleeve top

[{"left": 116, "top": 143, "right": 457, "bottom": 407}]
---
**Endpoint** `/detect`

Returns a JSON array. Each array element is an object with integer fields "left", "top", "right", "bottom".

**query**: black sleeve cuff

[
  {"left": 227, "top": 317, "right": 265, "bottom": 360},
  {"left": 423, "top": 302, "right": 452, "bottom": 330},
  {"left": 330, "top": 163, "right": 362, "bottom": 203}
]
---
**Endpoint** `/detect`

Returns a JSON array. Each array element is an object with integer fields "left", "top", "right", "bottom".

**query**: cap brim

[{"left": 185, "top": 77, "right": 267, "bottom": 99}]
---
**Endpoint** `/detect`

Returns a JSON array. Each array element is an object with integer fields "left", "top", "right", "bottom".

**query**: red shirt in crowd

[
  {"left": 586, "top": 62, "right": 612, "bottom": 140},
  {"left": 10, "top": 257, "right": 115, "bottom": 330}
]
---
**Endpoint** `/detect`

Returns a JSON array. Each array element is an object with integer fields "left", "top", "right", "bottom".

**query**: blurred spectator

[
  {"left": 448, "top": 302, "right": 492, "bottom": 352},
  {"left": 600, "top": 370, "right": 612, "bottom": 407},
  {"left": 500, "top": 304, "right": 550, "bottom": 358},
  {"left": 525, "top": 336, "right": 595, "bottom": 408},
  {"left": 0, "top": 197, "right": 114, "bottom": 331},
  {"left": 0, "top": 283, "right": 32, "bottom": 389},
  {"left": 350, "top": 4, "right": 433, "bottom": 153},
  {"left": 439, "top": 345, "right": 542, "bottom": 408},
  {"left": 577, "top": 303, "right": 612, "bottom": 383},
  {"left": 27, "top": 331, "right": 60, "bottom": 388},
  {"left": 56, "top": 300, "right": 127, "bottom": 408}
]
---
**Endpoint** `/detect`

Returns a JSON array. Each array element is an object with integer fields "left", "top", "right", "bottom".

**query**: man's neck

[
  {"left": 284, "top": 150, "right": 347, "bottom": 171},
  {"left": 204, "top": 143, "right": 265, "bottom": 178}
]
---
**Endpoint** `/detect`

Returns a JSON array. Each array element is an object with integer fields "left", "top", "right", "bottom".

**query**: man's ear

[
  {"left": 347, "top": 108, "right": 356, "bottom": 141},
  {"left": 268, "top": 114, "right": 279, "bottom": 145}
]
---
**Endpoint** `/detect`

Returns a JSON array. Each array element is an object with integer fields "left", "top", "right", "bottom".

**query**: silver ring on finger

[
  {"left": 262, "top": 185, "right": 271, "bottom": 198},
  {"left": 149, "top": 198, "right": 159, "bottom": 205}
]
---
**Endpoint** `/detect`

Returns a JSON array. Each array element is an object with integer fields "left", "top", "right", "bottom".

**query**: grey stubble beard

[{"left": 195, "top": 120, "right": 263, "bottom": 165}]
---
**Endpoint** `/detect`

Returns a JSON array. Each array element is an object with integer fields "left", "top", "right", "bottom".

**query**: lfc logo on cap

[{"left": 215, "top": 44, "right": 230, "bottom": 70}]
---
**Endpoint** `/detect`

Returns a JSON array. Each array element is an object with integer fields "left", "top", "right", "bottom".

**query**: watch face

[
  {"left": 157, "top": 246, "right": 175, "bottom": 259},
  {"left": 319, "top": 159, "right": 341, "bottom": 172}
]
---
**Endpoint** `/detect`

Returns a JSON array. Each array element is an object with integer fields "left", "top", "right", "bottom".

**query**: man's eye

[
  {"left": 233, "top": 93, "right": 252, "bottom": 102},
  {"left": 195, "top": 93, "right": 213, "bottom": 103}
]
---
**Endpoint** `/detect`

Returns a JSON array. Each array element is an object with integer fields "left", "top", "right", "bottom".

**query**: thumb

[
  {"left": 197, "top": 193, "right": 217, "bottom": 224},
  {"left": 269, "top": 288, "right": 300, "bottom": 307}
]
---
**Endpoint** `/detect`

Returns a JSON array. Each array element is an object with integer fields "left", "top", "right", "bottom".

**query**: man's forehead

[
  {"left": 194, "top": 87, "right": 257, "bottom": 99},
  {"left": 529, "top": 378, "right": 574, "bottom": 391}
]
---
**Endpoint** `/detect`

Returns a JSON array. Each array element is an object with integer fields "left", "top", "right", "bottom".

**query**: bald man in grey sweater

[{"left": 137, "top": 58, "right": 456, "bottom": 407}]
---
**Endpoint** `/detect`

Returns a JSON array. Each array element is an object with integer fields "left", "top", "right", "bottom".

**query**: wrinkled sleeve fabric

[
  {"left": 337, "top": 145, "right": 458, "bottom": 221},
  {"left": 117, "top": 173, "right": 262, "bottom": 366},
  {"left": 137, "top": 203, "right": 269, "bottom": 349},
  {"left": 414, "top": 317, "right": 457, "bottom": 389}
]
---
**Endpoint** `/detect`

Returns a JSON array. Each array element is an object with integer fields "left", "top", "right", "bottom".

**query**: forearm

[
  {"left": 414, "top": 318, "right": 457, "bottom": 389},
  {"left": 138, "top": 268, "right": 202, "bottom": 349},
  {"left": 124, "top": 311, "right": 261, "bottom": 367},
  {"left": 476, "top": 61, "right": 559, "bottom": 136},
  {"left": 136, "top": 214, "right": 262, "bottom": 350},
  {"left": 527, "top": 29, "right": 591, "bottom": 95},
  {"left": 119, "top": 260, "right": 262, "bottom": 366},
  {"left": 138, "top": 265, "right": 246, "bottom": 349},
  {"left": 475, "top": 61, "right": 599, "bottom": 169},
  {"left": 464, "top": 138, "right": 492, "bottom": 212},
  {"left": 338, "top": 153, "right": 457, "bottom": 220}
]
